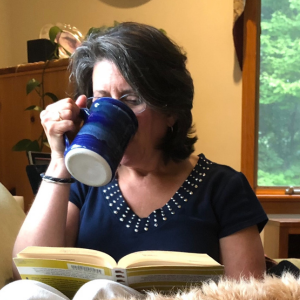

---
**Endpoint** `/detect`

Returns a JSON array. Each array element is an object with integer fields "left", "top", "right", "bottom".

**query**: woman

[{"left": 8, "top": 22, "right": 267, "bottom": 299}]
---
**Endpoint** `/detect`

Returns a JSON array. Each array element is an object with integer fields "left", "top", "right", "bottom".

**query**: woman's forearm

[{"left": 13, "top": 158, "right": 72, "bottom": 256}]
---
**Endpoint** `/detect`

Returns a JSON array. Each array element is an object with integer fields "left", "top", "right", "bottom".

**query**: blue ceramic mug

[{"left": 64, "top": 97, "right": 138, "bottom": 186}]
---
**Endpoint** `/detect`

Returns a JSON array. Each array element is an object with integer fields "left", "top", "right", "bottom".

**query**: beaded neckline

[{"left": 103, "top": 154, "right": 213, "bottom": 233}]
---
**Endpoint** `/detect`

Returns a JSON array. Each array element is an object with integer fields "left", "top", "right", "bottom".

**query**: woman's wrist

[
  {"left": 46, "top": 156, "right": 71, "bottom": 178},
  {"left": 40, "top": 173, "right": 75, "bottom": 184}
]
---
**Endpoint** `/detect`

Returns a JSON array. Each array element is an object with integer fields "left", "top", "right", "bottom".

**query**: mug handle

[{"left": 63, "top": 108, "right": 90, "bottom": 152}]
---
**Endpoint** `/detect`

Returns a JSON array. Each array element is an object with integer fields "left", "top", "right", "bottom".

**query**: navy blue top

[{"left": 69, "top": 154, "right": 268, "bottom": 263}]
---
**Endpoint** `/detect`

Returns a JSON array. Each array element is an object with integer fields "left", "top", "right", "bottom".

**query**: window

[
  {"left": 241, "top": 0, "right": 300, "bottom": 213},
  {"left": 258, "top": 0, "right": 300, "bottom": 187}
]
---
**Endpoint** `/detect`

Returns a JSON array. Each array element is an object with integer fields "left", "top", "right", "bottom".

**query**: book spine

[{"left": 112, "top": 268, "right": 128, "bottom": 286}]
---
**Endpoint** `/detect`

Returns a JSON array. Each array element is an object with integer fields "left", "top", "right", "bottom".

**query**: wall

[
  {"left": 0, "top": 0, "right": 13, "bottom": 68},
  {"left": 0, "top": 0, "right": 242, "bottom": 170}
]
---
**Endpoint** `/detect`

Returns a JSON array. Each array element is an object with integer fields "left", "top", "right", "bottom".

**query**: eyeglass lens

[{"left": 87, "top": 94, "right": 146, "bottom": 114}]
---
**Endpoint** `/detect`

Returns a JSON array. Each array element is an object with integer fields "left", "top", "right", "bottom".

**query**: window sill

[{"left": 256, "top": 189, "right": 300, "bottom": 214}]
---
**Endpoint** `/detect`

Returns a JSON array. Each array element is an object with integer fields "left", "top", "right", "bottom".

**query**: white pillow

[{"left": 0, "top": 183, "right": 25, "bottom": 289}]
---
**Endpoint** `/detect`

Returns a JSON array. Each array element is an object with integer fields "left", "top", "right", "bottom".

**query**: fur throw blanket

[
  {"left": 134, "top": 273, "right": 300, "bottom": 300},
  {"left": 1, "top": 273, "right": 300, "bottom": 299}
]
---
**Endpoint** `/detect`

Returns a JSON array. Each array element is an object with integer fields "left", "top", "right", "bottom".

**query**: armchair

[{"left": 0, "top": 183, "right": 25, "bottom": 288}]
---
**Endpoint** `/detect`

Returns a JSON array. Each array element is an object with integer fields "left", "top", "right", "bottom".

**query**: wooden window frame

[{"left": 241, "top": 0, "right": 300, "bottom": 214}]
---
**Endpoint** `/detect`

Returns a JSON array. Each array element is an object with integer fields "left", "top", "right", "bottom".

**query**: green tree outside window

[{"left": 258, "top": 0, "right": 300, "bottom": 186}]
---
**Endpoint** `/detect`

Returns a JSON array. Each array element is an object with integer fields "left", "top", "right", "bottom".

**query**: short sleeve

[
  {"left": 69, "top": 181, "right": 89, "bottom": 210},
  {"left": 212, "top": 171, "right": 268, "bottom": 238}
]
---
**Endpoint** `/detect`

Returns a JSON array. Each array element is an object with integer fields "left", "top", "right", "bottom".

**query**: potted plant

[{"left": 12, "top": 26, "right": 73, "bottom": 152}]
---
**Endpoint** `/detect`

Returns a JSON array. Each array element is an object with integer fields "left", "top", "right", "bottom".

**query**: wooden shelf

[
  {"left": 0, "top": 59, "right": 71, "bottom": 212},
  {"left": 263, "top": 215, "right": 300, "bottom": 258}
]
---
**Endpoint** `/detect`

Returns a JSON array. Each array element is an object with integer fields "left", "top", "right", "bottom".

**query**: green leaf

[
  {"left": 64, "top": 48, "right": 72, "bottom": 57},
  {"left": 159, "top": 28, "right": 167, "bottom": 35},
  {"left": 45, "top": 92, "right": 59, "bottom": 102},
  {"left": 24, "top": 105, "right": 43, "bottom": 111},
  {"left": 49, "top": 26, "right": 63, "bottom": 43},
  {"left": 86, "top": 22, "right": 119, "bottom": 38},
  {"left": 12, "top": 139, "right": 41, "bottom": 152},
  {"left": 26, "top": 79, "right": 41, "bottom": 95},
  {"left": 86, "top": 27, "right": 96, "bottom": 36},
  {"left": 57, "top": 44, "right": 72, "bottom": 57}
]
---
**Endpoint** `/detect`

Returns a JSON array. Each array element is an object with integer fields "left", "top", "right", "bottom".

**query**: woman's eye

[
  {"left": 124, "top": 99, "right": 140, "bottom": 106},
  {"left": 121, "top": 95, "right": 141, "bottom": 106}
]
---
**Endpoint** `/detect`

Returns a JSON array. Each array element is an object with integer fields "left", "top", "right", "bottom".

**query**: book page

[
  {"left": 17, "top": 247, "right": 117, "bottom": 269},
  {"left": 14, "top": 258, "right": 115, "bottom": 299},
  {"left": 117, "top": 251, "right": 222, "bottom": 268},
  {"left": 124, "top": 265, "right": 224, "bottom": 293}
]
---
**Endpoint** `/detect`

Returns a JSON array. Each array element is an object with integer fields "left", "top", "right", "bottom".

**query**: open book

[{"left": 14, "top": 247, "right": 224, "bottom": 299}]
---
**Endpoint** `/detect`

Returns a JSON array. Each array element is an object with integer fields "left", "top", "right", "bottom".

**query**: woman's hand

[{"left": 40, "top": 95, "right": 87, "bottom": 160}]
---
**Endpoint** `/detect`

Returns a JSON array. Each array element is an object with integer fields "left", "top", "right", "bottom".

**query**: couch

[{"left": 0, "top": 183, "right": 25, "bottom": 289}]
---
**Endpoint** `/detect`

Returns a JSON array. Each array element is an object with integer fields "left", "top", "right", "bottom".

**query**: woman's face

[{"left": 92, "top": 60, "right": 173, "bottom": 167}]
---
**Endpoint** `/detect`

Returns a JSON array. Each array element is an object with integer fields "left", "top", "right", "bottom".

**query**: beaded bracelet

[{"left": 40, "top": 173, "right": 75, "bottom": 184}]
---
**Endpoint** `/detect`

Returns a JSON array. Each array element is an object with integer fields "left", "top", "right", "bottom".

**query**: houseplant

[{"left": 12, "top": 26, "right": 73, "bottom": 152}]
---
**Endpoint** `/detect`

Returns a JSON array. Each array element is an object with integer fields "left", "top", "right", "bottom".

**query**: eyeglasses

[{"left": 87, "top": 94, "right": 146, "bottom": 114}]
